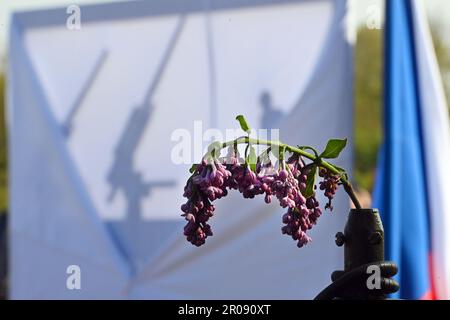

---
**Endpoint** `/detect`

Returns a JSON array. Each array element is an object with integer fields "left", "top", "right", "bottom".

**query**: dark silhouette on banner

[
  {"left": 105, "top": 17, "right": 186, "bottom": 273},
  {"left": 259, "top": 91, "right": 283, "bottom": 130}
]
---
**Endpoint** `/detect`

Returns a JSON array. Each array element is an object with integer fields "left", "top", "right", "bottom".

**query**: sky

[{"left": 0, "top": 0, "right": 449, "bottom": 71}]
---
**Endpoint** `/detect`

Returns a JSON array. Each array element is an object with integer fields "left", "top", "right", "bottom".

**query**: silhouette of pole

[{"left": 63, "top": 49, "right": 109, "bottom": 137}]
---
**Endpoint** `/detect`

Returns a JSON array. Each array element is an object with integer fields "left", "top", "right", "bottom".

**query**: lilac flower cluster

[
  {"left": 181, "top": 159, "right": 230, "bottom": 246},
  {"left": 319, "top": 168, "right": 341, "bottom": 211},
  {"left": 181, "top": 148, "right": 340, "bottom": 248}
]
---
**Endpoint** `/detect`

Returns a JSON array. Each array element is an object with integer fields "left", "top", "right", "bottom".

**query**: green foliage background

[
  {"left": 431, "top": 22, "right": 450, "bottom": 106},
  {"left": 0, "top": 25, "right": 448, "bottom": 209},
  {"left": 354, "top": 26, "right": 383, "bottom": 192},
  {"left": 354, "top": 24, "right": 450, "bottom": 192}
]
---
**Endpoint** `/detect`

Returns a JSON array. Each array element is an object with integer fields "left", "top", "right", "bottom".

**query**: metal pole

[{"left": 314, "top": 209, "right": 399, "bottom": 300}]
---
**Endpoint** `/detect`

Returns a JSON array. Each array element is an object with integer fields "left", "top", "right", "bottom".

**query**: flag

[{"left": 373, "top": 0, "right": 450, "bottom": 300}]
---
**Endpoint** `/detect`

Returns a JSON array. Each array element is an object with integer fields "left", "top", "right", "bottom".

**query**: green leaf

[
  {"left": 304, "top": 165, "right": 317, "bottom": 198},
  {"left": 247, "top": 145, "right": 257, "bottom": 172},
  {"left": 236, "top": 115, "right": 252, "bottom": 133},
  {"left": 189, "top": 164, "right": 198, "bottom": 173},
  {"left": 320, "top": 139, "right": 347, "bottom": 159}
]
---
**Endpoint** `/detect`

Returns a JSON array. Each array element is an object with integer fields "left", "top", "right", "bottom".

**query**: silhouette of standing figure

[{"left": 260, "top": 91, "right": 283, "bottom": 129}]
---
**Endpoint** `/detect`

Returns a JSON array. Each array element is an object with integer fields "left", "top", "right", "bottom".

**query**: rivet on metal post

[
  {"left": 368, "top": 231, "right": 383, "bottom": 245},
  {"left": 335, "top": 232, "right": 345, "bottom": 247}
]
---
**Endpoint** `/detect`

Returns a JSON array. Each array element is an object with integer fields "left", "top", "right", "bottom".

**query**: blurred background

[{"left": 0, "top": 0, "right": 449, "bottom": 299}]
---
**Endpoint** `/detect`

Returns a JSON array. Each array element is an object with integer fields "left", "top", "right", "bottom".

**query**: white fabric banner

[
  {"left": 412, "top": 0, "right": 450, "bottom": 300},
  {"left": 8, "top": 0, "right": 354, "bottom": 299}
]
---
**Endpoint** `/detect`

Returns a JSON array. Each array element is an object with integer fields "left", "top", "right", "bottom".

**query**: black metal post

[
  {"left": 314, "top": 209, "right": 399, "bottom": 300},
  {"left": 343, "top": 209, "right": 385, "bottom": 272}
]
